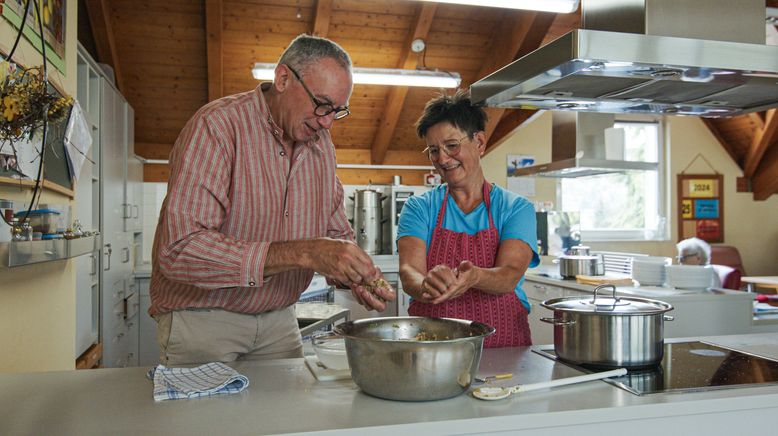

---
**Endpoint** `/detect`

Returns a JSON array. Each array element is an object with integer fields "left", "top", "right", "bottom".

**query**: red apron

[{"left": 408, "top": 181, "right": 532, "bottom": 348}]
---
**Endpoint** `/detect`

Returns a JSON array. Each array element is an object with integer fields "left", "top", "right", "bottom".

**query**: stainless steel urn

[{"left": 353, "top": 189, "right": 385, "bottom": 255}]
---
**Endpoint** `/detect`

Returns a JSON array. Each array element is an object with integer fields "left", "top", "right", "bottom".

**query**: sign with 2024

[{"left": 677, "top": 174, "right": 723, "bottom": 243}]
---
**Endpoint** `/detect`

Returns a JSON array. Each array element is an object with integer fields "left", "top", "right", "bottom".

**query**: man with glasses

[
  {"left": 397, "top": 91, "right": 539, "bottom": 347},
  {"left": 150, "top": 34, "right": 395, "bottom": 366}
]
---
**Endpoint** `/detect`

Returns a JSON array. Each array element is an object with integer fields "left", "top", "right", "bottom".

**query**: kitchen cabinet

[
  {"left": 74, "top": 48, "right": 102, "bottom": 359},
  {"left": 76, "top": 44, "right": 142, "bottom": 368},
  {"left": 525, "top": 280, "right": 589, "bottom": 346},
  {"left": 136, "top": 276, "right": 159, "bottom": 366}
]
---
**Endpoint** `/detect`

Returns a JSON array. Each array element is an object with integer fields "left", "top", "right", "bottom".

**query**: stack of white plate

[
  {"left": 666, "top": 265, "right": 714, "bottom": 289},
  {"left": 631, "top": 256, "right": 671, "bottom": 286}
]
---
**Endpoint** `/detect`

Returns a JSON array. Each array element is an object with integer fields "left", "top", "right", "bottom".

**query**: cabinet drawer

[{"left": 525, "top": 281, "right": 566, "bottom": 301}]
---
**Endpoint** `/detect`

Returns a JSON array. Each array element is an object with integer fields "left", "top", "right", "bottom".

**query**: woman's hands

[{"left": 418, "top": 260, "right": 480, "bottom": 305}]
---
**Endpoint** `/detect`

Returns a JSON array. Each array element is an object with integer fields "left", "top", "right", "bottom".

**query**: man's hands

[
  {"left": 417, "top": 260, "right": 479, "bottom": 305},
  {"left": 308, "top": 238, "right": 379, "bottom": 286},
  {"left": 348, "top": 273, "right": 396, "bottom": 312},
  {"left": 309, "top": 238, "right": 396, "bottom": 311}
]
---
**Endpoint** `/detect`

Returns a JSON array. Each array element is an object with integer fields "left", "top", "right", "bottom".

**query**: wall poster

[
  {"left": 1, "top": 0, "right": 66, "bottom": 72},
  {"left": 677, "top": 174, "right": 724, "bottom": 243}
]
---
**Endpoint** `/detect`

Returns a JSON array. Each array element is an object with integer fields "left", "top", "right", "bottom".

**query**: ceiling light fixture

[
  {"left": 252, "top": 63, "right": 461, "bottom": 88},
  {"left": 414, "top": 0, "right": 579, "bottom": 13}
]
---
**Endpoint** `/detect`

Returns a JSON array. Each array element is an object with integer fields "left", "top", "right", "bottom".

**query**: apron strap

[{"left": 434, "top": 180, "right": 496, "bottom": 229}]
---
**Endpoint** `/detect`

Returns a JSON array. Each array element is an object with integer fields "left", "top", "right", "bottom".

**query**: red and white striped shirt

[{"left": 149, "top": 84, "right": 353, "bottom": 316}]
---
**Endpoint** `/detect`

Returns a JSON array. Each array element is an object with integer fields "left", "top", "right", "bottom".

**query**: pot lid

[
  {"left": 541, "top": 295, "right": 673, "bottom": 315},
  {"left": 557, "top": 254, "right": 598, "bottom": 261}
]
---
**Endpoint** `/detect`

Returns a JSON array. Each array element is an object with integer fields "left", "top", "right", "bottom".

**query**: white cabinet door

[{"left": 124, "top": 104, "right": 143, "bottom": 232}]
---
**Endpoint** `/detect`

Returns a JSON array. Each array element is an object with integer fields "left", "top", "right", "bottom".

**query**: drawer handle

[{"left": 533, "top": 284, "right": 547, "bottom": 291}]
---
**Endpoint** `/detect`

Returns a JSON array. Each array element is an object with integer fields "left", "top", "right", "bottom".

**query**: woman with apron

[{"left": 397, "top": 91, "right": 540, "bottom": 347}]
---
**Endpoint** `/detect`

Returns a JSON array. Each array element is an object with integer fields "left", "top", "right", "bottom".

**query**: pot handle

[
  {"left": 552, "top": 258, "right": 560, "bottom": 264},
  {"left": 591, "top": 284, "right": 618, "bottom": 305},
  {"left": 540, "top": 317, "right": 576, "bottom": 326},
  {"left": 663, "top": 315, "right": 675, "bottom": 322}
]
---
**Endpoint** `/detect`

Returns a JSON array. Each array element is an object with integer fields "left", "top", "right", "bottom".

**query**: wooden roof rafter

[
  {"left": 743, "top": 109, "right": 778, "bottom": 178},
  {"left": 85, "top": 0, "right": 124, "bottom": 92},
  {"left": 701, "top": 118, "right": 740, "bottom": 165},
  {"left": 482, "top": 11, "right": 557, "bottom": 154},
  {"left": 752, "top": 140, "right": 778, "bottom": 201},
  {"left": 312, "top": 0, "right": 333, "bottom": 37},
  {"left": 370, "top": 2, "right": 437, "bottom": 165}
]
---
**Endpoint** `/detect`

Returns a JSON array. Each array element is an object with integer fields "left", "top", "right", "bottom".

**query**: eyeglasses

[
  {"left": 422, "top": 135, "right": 470, "bottom": 160},
  {"left": 285, "top": 64, "right": 350, "bottom": 120},
  {"left": 676, "top": 252, "right": 699, "bottom": 263}
]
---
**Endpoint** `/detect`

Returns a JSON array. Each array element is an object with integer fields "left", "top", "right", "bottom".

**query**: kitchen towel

[{"left": 147, "top": 362, "right": 250, "bottom": 401}]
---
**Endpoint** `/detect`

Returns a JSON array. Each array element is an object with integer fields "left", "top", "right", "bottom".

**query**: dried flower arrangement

[{"left": 0, "top": 60, "right": 72, "bottom": 157}]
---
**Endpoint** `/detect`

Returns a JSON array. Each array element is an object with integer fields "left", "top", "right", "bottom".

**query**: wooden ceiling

[{"left": 79, "top": 0, "right": 778, "bottom": 200}]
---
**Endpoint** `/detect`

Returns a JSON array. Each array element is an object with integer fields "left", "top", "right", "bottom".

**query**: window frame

[{"left": 557, "top": 115, "right": 669, "bottom": 242}]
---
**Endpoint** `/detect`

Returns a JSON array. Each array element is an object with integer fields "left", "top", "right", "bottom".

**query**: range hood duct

[
  {"left": 471, "top": 0, "right": 778, "bottom": 117},
  {"left": 512, "top": 112, "right": 658, "bottom": 177}
]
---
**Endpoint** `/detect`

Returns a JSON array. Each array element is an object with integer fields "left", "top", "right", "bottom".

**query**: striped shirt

[{"left": 149, "top": 84, "right": 352, "bottom": 316}]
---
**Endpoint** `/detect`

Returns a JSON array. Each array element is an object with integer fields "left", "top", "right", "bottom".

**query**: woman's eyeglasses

[
  {"left": 285, "top": 64, "right": 350, "bottom": 120},
  {"left": 422, "top": 136, "right": 470, "bottom": 160}
]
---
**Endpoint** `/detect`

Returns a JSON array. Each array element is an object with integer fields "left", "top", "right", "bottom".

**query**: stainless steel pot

[
  {"left": 540, "top": 285, "right": 674, "bottom": 369},
  {"left": 351, "top": 189, "right": 386, "bottom": 255},
  {"left": 554, "top": 254, "right": 604, "bottom": 278},
  {"left": 333, "top": 317, "right": 495, "bottom": 401}
]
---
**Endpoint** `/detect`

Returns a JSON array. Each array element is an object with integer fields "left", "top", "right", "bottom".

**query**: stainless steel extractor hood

[
  {"left": 471, "top": 0, "right": 778, "bottom": 117},
  {"left": 512, "top": 111, "right": 657, "bottom": 177}
]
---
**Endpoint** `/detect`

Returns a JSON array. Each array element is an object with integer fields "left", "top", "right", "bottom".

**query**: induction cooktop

[{"left": 533, "top": 341, "right": 778, "bottom": 396}]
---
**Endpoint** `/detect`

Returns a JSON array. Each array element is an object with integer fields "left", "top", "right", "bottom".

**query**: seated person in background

[
  {"left": 676, "top": 237, "right": 722, "bottom": 288},
  {"left": 397, "top": 91, "right": 540, "bottom": 348}
]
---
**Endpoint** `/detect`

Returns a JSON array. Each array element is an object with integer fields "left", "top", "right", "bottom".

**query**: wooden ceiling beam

[
  {"left": 701, "top": 118, "right": 740, "bottom": 165},
  {"left": 480, "top": 12, "right": 556, "bottom": 149},
  {"left": 744, "top": 109, "right": 778, "bottom": 178},
  {"left": 85, "top": 0, "right": 124, "bottom": 92},
  {"left": 752, "top": 143, "right": 778, "bottom": 201},
  {"left": 748, "top": 112, "right": 765, "bottom": 130},
  {"left": 370, "top": 3, "right": 437, "bottom": 165},
  {"left": 312, "top": 0, "right": 333, "bottom": 37},
  {"left": 205, "top": 0, "right": 223, "bottom": 102}
]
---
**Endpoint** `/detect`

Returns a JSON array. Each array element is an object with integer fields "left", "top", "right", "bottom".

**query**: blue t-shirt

[{"left": 397, "top": 184, "right": 540, "bottom": 311}]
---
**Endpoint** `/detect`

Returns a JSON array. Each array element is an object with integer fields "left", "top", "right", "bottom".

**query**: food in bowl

[{"left": 312, "top": 334, "right": 349, "bottom": 370}]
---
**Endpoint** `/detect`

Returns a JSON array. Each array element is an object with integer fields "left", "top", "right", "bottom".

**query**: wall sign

[{"left": 677, "top": 174, "right": 723, "bottom": 243}]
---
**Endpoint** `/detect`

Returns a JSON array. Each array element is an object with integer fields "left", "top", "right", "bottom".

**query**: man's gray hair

[
  {"left": 278, "top": 34, "right": 352, "bottom": 75},
  {"left": 676, "top": 237, "right": 712, "bottom": 264}
]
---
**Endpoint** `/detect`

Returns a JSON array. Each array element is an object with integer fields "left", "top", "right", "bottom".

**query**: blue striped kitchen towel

[{"left": 147, "top": 362, "right": 250, "bottom": 401}]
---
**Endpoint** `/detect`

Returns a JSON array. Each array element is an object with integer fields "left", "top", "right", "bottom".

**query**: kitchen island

[{"left": 2, "top": 333, "right": 778, "bottom": 435}]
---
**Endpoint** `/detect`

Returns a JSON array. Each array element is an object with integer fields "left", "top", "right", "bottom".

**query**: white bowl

[{"left": 312, "top": 335, "right": 349, "bottom": 370}]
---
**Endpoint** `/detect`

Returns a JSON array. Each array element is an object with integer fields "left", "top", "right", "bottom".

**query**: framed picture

[
  {"left": 2, "top": 0, "right": 66, "bottom": 72},
  {"left": 677, "top": 174, "right": 724, "bottom": 243}
]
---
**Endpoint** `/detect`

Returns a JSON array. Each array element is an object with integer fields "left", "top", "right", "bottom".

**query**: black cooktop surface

[{"left": 533, "top": 341, "right": 778, "bottom": 395}]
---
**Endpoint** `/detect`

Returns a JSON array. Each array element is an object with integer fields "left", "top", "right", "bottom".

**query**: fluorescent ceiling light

[
  {"left": 252, "top": 63, "right": 461, "bottom": 88},
  {"left": 415, "top": 0, "right": 579, "bottom": 13}
]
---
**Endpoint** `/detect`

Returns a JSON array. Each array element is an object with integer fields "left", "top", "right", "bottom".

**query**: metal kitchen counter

[{"left": 2, "top": 333, "right": 778, "bottom": 435}]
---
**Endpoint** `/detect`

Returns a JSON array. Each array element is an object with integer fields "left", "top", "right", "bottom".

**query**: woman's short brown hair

[{"left": 414, "top": 90, "right": 487, "bottom": 139}]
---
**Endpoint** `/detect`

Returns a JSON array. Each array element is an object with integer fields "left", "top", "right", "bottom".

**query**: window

[{"left": 559, "top": 119, "right": 666, "bottom": 241}]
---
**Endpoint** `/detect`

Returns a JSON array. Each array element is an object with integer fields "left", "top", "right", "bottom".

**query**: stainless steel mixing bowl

[{"left": 333, "top": 317, "right": 495, "bottom": 401}]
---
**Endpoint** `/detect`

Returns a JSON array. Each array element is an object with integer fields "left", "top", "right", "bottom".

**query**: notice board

[{"left": 677, "top": 174, "right": 724, "bottom": 243}]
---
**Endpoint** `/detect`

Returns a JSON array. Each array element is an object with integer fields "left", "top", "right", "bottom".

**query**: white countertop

[{"left": 3, "top": 333, "right": 778, "bottom": 435}]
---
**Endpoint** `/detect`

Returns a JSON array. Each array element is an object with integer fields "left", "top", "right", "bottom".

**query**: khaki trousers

[{"left": 155, "top": 306, "right": 303, "bottom": 365}]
